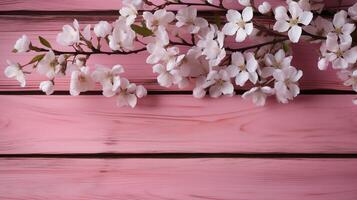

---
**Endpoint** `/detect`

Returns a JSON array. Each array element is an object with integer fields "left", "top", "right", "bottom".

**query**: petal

[
  {"left": 222, "top": 23, "right": 238, "bottom": 35},
  {"left": 226, "top": 10, "right": 241, "bottom": 23},
  {"left": 242, "top": 7, "right": 253, "bottom": 22},
  {"left": 136, "top": 85, "right": 147, "bottom": 98},
  {"left": 274, "top": 6, "right": 289, "bottom": 21},
  {"left": 235, "top": 28, "right": 247, "bottom": 42},
  {"left": 112, "top": 65, "right": 125, "bottom": 74},
  {"left": 332, "top": 58, "right": 348, "bottom": 69},
  {"left": 333, "top": 10, "right": 347, "bottom": 28},
  {"left": 126, "top": 94, "right": 138, "bottom": 108},
  {"left": 261, "top": 67, "right": 276, "bottom": 78},
  {"left": 288, "top": 83, "right": 300, "bottom": 97},
  {"left": 273, "top": 20, "right": 290, "bottom": 32},
  {"left": 249, "top": 72, "right": 258, "bottom": 84},
  {"left": 235, "top": 71, "right": 249, "bottom": 86},
  {"left": 4, "top": 66, "right": 18, "bottom": 78},
  {"left": 288, "top": 1, "right": 302, "bottom": 19},
  {"left": 209, "top": 84, "right": 222, "bottom": 98},
  {"left": 221, "top": 82, "right": 234, "bottom": 95},
  {"left": 343, "top": 47, "right": 357, "bottom": 64},
  {"left": 298, "top": 11, "right": 313, "bottom": 26},
  {"left": 244, "top": 23, "right": 254, "bottom": 35},
  {"left": 226, "top": 65, "right": 239, "bottom": 77},
  {"left": 342, "top": 23, "right": 356, "bottom": 35},
  {"left": 231, "top": 52, "right": 245, "bottom": 66},
  {"left": 288, "top": 25, "right": 302, "bottom": 43}
]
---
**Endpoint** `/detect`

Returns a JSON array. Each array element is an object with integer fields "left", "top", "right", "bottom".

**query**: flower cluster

[{"left": 4, "top": 0, "right": 357, "bottom": 107}]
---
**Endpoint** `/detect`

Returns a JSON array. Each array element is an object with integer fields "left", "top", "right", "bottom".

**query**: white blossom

[
  {"left": 339, "top": 69, "right": 357, "bottom": 92},
  {"left": 261, "top": 49, "right": 292, "bottom": 78},
  {"left": 273, "top": 66, "right": 303, "bottom": 103},
  {"left": 56, "top": 19, "right": 80, "bottom": 46},
  {"left": 143, "top": 9, "right": 175, "bottom": 31},
  {"left": 109, "top": 78, "right": 147, "bottom": 108},
  {"left": 242, "top": 86, "right": 274, "bottom": 106},
  {"left": 92, "top": 65, "right": 124, "bottom": 96},
  {"left": 331, "top": 10, "right": 355, "bottom": 40},
  {"left": 222, "top": 7, "right": 254, "bottom": 42},
  {"left": 119, "top": 5, "right": 138, "bottom": 25},
  {"left": 37, "top": 50, "right": 62, "bottom": 79},
  {"left": 14, "top": 35, "right": 30, "bottom": 53},
  {"left": 39, "top": 81, "right": 54, "bottom": 95},
  {"left": 319, "top": 33, "right": 357, "bottom": 70},
  {"left": 176, "top": 6, "right": 208, "bottom": 34},
  {"left": 273, "top": 2, "right": 313, "bottom": 43},
  {"left": 348, "top": 3, "right": 357, "bottom": 20},
  {"left": 70, "top": 66, "right": 95, "bottom": 96},
  {"left": 226, "top": 52, "right": 258, "bottom": 86},
  {"left": 4, "top": 60, "right": 26, "bottom": 87},
  {"left": 303, "top": 16, "right": 333, "bottom": 42},
  {"left": 94, "top": 21, "right": 112, "bottom": 38},
  {"left": 197, "top": 25, "right": 226, "bottom": 67},
  {"left": 108, "top": 17, "right": 136, "bottom": 51},
  {"left": 258, "top": 2, "right": 272, "bottom": 14},
  {"left": 194, "top": 69, "right": 234, "bottom": 98},
  {"left": 123, "top": 0, "right": 143, "bottom": 9},
  {"left": 238, "top": 0, "right": 251, "bottom": 6}
]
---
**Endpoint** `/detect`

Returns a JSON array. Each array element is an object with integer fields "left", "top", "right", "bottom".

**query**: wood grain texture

[
  {"left": 0, "top": 15, "right": 351, "bottom": 91},
  {"left": 0, "top": 95, "right": 356, "bottom": 154},
  {"left": 1, "top": 158, "right": 357, "bottom": 200},
  {"left": 0, "top": 0, "right": 353, "bottom": 11}
]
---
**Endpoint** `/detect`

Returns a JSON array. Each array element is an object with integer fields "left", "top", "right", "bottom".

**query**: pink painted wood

[
  {"left": 1, "top": 158, "right": 357, "bottom": 200},
  {"left": 0, "top": 0, "right": 353, "bottom": 11},
  {"left": 0, "top": 16, "right": 350, "bottom": 91},
  {"left": 0, "top": 95, "right": 356, "bottom": 154}
]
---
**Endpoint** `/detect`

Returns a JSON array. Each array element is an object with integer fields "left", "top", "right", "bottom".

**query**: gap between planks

[
  {"left": 1, "top": 153, "right": 357, "bottom": 159},
  {"left": 0, "top": 89, "right": 355, "bottom": 95}
]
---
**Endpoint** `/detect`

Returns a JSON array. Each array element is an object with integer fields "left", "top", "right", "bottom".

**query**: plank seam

[
  {"left": 0, "top": 89, "right": 355, "bottom": 95},
  {"left": 1, "top": 153, "right": 357, "bottom": 159}
]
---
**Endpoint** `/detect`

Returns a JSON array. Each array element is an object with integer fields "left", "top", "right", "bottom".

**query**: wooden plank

[
  {"left": 0, "top": 95, "right": 356, "bottom": 154},
  {"left": 0, "top": 15, "right": 350, "bottom": 91},
  {"left": 0, "top": 0, "right": 353, "bottom": 11},
  {"left": 0, "top": 158, "right": 357, "bottom": 199}
]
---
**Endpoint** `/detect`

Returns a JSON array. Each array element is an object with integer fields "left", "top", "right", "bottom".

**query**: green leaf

[
  {"left": 131, "top": 24, "right": 153, "bottom": 37},
  {"left": 213, "top": 12, "right": 221, "bottom": 28},
  {"left": 282, "top": 42, "right": 290, "bottom": 53},
  {"left": 39, "top": 36, "right": 52, "bottom": 49},
  {"left": 29, "top": 54, "right": 45, "bottom": 64}
]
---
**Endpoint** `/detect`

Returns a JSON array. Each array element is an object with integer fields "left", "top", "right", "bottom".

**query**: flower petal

[{"left": 288, "top": 25, "right": 302, "bottom": 43}]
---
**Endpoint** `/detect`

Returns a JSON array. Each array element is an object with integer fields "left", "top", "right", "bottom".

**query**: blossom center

[
  {"left": 289, "top": 18, "right": 298, "bottom": 26},
  {"left": 237, "top": 20, "right": 246, "bottom": 28}
]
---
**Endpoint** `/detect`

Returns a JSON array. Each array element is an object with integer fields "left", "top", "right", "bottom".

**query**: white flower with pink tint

[
  {"left": 108, "top": 18, "right": 136, "bottom": 51},
  {"left": 273, "top": 66, "right": 303, "bottom": 103},
  {"left": 194, "top": 69, "right": 234, "bottom": 98},
  {"left": 303, "top": 16, "right": 333, "bottom": 41},
  {"left": 198, "top": 25, "right": 226, "bottom": 66},
  {"left": 226, "top": 52, "right": 258, "bottom": 86},
  {"left": 238, "top": 0, "right": 251, "bottom": 6},
  {"left": 348, "top": 2, "right": 357, "bottom": 20},
  {"left": 273, "top": 1, "right": 313, "bottom": 43},
  {"left": 14, "top": 35, "right": 30, "bottom": 53},
  {"left": 70, "top": 66, "right": 95, "bottom": 96},
  {"left": 92, "top": 65, "right": 125, "bottom": 94},
  {"left": 318, "top": 33, "right": 357, "bottom": 70},
  {"left": 4, "top": 60, "right": 26, "bottom": 87},
  {"left": 242, "top": 86, "right": 274, "bottom": 106},
  {"left": 222, "top": 7, "right": 254, "bottom": 42},
  {"left": 331, "top": 10, "right": 355, "bottom": 40},
  {"left": 108, "top": 78, "right": 147, "bottom": 108},
  {"left": 143, "top": 9, "right": 175, "bottom": 31},
  {"left": 57, "top": 19, "right": 80, "bottom": 46},
  {"left": 94, "top": 21, "right": 112, "bottom": 38},
  {"left": 120, "top": 5, "right": 138, "bottom": 25},
  {"left": 261, "top": 49, "right": 292, "bottom": 78},
  {"left": 176, "top": 7, "right": 208, "bottom": 34},
  {"left": 37, "top": 50, "right": 61, "bottom": 79},
  {"left": 258, "top": 2, "right": 272, "bottom": 14},
  {"left": 39, "top": 81, "right": 54, "bottom": 95},
  {"left": 338, "top": 69, "right": 357, "bottom": 92}
]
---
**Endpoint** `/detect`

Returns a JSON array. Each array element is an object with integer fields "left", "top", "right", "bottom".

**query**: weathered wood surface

[
  {"left": 0, "top": 0, "right": 353, "bottom": 11},
  {"left": 0, "top": 95, "right": 356, "bottom": 154},
  {"left": 0, "top": 15, "right": 350, "bottom": 91},
  {"left": 1, "top": 158, "right": 357, "bottom": 200}
]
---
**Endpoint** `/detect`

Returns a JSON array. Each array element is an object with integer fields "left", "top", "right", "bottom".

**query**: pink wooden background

[{"left": 0, "top": 0, "right": 356, "bottom": 199}]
